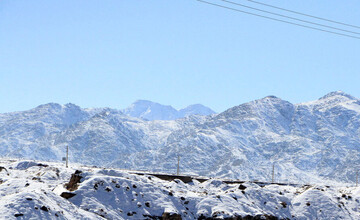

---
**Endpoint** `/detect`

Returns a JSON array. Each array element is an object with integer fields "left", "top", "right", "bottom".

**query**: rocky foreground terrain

[{"left": 0, "top": 158, "right": 359, "bottom": 219}]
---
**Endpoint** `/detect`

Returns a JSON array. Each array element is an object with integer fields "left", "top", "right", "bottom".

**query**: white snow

[{"left": 0, "top": 158, "right": 359, "bottom": 219}]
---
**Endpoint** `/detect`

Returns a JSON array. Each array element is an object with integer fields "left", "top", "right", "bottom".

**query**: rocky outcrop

[{"left": 65, "top": 170, "right": 83, "bottom": 191}]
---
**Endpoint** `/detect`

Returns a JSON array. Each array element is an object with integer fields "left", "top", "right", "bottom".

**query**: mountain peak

[
  {"left": 64, "top": 103, "right": 81, "bottom": 109},
  {"left": 36, "top": 102, "right": 62, "bottom": 110},
  {"left": 264, "top": 95, "right": 280, "bottom": 99},
  {"left": 123, "top": 100, "right": 215, "bottom": 120},
  {"left": 319, "top": 91, "right": 355, "bottom": 100},
  {"left": 123, "top": 100, "right": 178, "bottom": 120},
  {"left": 256, "top": 95, "right": 288, "bottom": 104},
  {"left": 179, "top": 104, "right": 216, "bottom": 117}
]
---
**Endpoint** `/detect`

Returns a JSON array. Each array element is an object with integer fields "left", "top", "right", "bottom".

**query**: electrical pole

[
  {"left": 66, "top": 146, "right": 69, "bottom": 168},
  {"left": 272, "top": 163, "right": 275, "bottom": 183},
  {"left": 177, "top": 155, "right": 180, "bottom": 175}
]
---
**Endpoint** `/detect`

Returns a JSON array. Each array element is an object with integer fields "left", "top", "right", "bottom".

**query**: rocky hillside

[{"left": 0, "top": 159, "right": 359, "bottom": 219}]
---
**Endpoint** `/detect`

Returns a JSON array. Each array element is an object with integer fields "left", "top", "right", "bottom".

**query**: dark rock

[
  {"left": 127, "top": 212, "right": 133, "bottom": 216},
  {"left": 238, "top": 184, "right": 247, "bottom": 190},
  {"left": 14, "top": 214, "right": 24, "bottom": 217},
  {"left": 145, "top": 202, "right": 151, "bottom": 208},
  {"left": 105, "top": 187, "right": 112, "bottom": 192},
  {"left": 197, "top": 214, "right": 207, "bottom": 220},
  {"left": 60, "top": 192, "right": 76, "bottom": 199},
  {"left": 262, "top": 215, "right": 279, "bottom": 220},
  {"left": 37, "top": 163, "right": 48, "bottom": 167},
  {"left": 65, "top": 170, "right": 83, "bottom": 191},
  {"left": 162, "top": 212, "right": 181, "bottom": 220},
  {"left": 26, "top": 198, "right": 33, "bottom": 201},
  {"left": 40, "top": 206, "right": 49, "bottom": 212}
]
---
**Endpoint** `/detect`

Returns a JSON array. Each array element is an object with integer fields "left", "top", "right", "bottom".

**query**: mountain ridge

[
  {"left": 0, "top": 91, "right": 359, "bottom": 184},
  {"left": 122, "top": 100, "right": 215, "bottom": 120}
]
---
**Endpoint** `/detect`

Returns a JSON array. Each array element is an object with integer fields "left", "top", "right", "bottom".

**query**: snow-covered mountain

[
  {"left": 122, "top": 100, "right": 215, "bottom": 120},
  {"left": 1, "top": 91, "right": 359, "bottom": 184},
  {"left": 179, "top": 104, "right": 216, "bottom": 118},
  {"left": 1, "top": 159, "right": 359, "bottom": 219}
]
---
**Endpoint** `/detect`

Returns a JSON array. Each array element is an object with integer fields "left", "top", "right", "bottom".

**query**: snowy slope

[
  {"left": 0, "top": 158, "right": 359, "bottom": 220},
  {"left": 123, "top": 100, "right": 215, "bottom": 121},
  {"left": 0, "top": 91, "right": 359, "bottom": 184},
  {"left": 0, "top": 103, "right": 105, "bottom": 158},
  {"left": 121, "top": 91, "right": 360, "bottom": 184}
]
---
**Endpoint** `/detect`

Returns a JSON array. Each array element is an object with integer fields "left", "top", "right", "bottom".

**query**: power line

[
  {"left": 245, "top": 0, "right": 360, "bottom": 30},
  {"left": 196, "top": 0, "right": 360, "bottom": 40},
  {"left": 221, "top": 0, "right": 360, "bottom": 36}
]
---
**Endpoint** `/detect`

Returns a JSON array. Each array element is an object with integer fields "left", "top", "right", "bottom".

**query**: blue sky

[{"left": 1, "top": 0, "right": 359, "bottom": 113}]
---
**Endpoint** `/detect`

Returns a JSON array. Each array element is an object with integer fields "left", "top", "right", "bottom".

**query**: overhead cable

[
  {"left": 196, "top": 0, "right": 360, "bottom": 40},
  {"left": 221, "top": 0, "right": 360, "bottom": 36},
  {"left": 245, "top": 0, "right": 360, "bottom": 29}
]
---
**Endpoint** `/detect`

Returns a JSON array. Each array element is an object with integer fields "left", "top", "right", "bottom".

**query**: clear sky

[{"left": 1, "top": 0, "right": 359, "bottom": 113}]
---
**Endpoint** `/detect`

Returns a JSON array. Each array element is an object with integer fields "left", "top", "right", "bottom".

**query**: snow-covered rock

[{"left": 0, "top": 159, "right": 359, "bottom": 219}]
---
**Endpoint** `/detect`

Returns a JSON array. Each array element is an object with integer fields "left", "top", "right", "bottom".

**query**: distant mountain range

[
  {"left": 122, "top": 100, "right": 215, "bottom": 120},
  {"left": 1, "top": 92, "right": 359, "bottom": 184}
]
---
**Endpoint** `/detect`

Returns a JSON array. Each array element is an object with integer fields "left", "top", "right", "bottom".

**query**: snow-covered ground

[{"left": 1, "top": 158, "right": 359, "bottom": 219}]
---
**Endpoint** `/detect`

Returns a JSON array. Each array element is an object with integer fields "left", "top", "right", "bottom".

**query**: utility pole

[
  {"left": 177, "top": 155, "right": 180, "bottom": 175},
  {"left": 272, "top": 163, "right": 275, "bottom": 183},
  {"left": 66, "top": 146, "right": 69, "bottom": 168}
]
